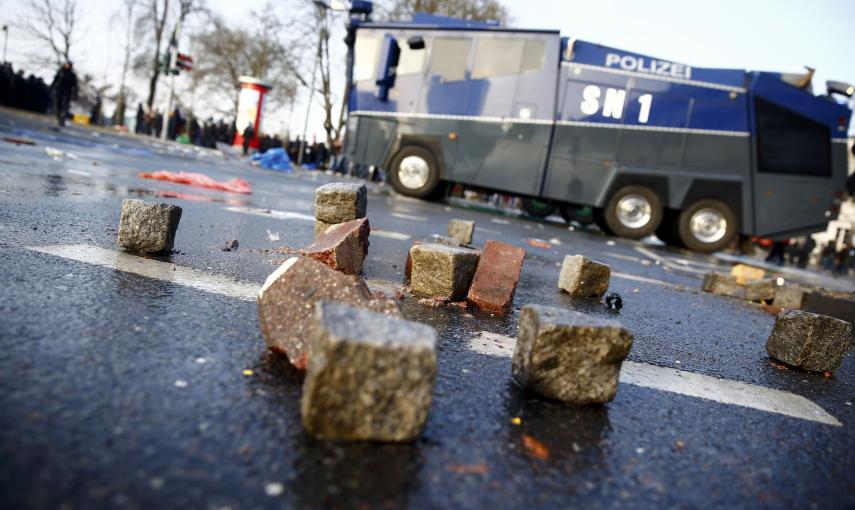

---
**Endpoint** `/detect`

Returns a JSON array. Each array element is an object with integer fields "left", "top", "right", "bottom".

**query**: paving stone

[
  {"left": 558, "top": 255, "right": 610, "bottom": 298},
  {"left": 745, "top": 279, "right": 776, "bottom": 302},
  {"left": 257, "top": 256, "right": 402, "bottom": 370},
  {"left": 409, "top": 243, "right": 480, "bottom": 300},
  {"left": 314, "top": 182, "right": 367, "bottom": 224},
  {"left": 512, "top": 304, "right": 633, "bottom": 404},
  {"left": 730, "top": 264, "right": 766, "bottom": 285},
  {"left": 116, "top": 199, "right": 182, "bottom": 254},
  {"left": 448, "top": 219, "right": 475, "bottom": 244},
  {"left": 766, "top": 310, "right": 851, "bottom": 372},
  {"left": 701, "top": 272, "right": 745, "bottom": 299},
  {"left": 301, "top": 301, "right": 437, "bottom": 441},
  {"left": 314, "top": 220, "right": 333, "bottom": 235},
  {"left": 300, "top": 218, "right": 370, "bottom": 275},
  {"left": 774, "top": 285, "right": 809, "bottom": 309},
  {"left": 404, "top": 237, "right": 471, "bottom": 282},
  {"left": 467, "top": 240, "right": 526, "bottom": 312}
]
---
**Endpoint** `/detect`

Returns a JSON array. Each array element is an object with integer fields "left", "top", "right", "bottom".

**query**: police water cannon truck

[{"left": 340, "top": 7, "right": 854, "bottom": 253}]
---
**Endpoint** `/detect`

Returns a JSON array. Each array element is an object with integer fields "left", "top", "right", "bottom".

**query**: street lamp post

[{"left": 2, "top": 25, "right": 8, "bottom": 64}]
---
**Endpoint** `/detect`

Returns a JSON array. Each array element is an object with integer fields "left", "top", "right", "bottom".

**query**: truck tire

[
  {"left": 559, "top": 205, "right": 594, "bottom": 225},
  {"left": 521, "top": 198, "right": 556, "bottom": 217},
  {"left": 593, "top": 208, "right": 613, "bottom": 234},
  {"left": 603, "top": 185, "right": 663, "bottom": 239},
  {"left": 677, "top": 199, "right": 738, "bottom": 253},
  {"left": 388, "top": 146, "right": 440, "bottom": 198}
]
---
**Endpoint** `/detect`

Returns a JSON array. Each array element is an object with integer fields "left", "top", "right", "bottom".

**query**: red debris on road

[
  {"left": 467, "top": 240, "right": 525, "bottom": 313},
  {"left": 300, "top": 218, "right": 370, "bottom": 275},
  {"left": 138, "top": 170, "right": 252, "bottom": 194}
]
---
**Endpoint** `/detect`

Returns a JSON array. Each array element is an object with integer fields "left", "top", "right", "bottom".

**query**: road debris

[
  {"left": 301, "top": 301, "right": 437, "bottom": 441},
  {"left": 558, "top": 255, "right": 611, "bottom": 298},
  {"left": 766, "top": 310, "right": 851, "bottom": 373},
  {"left": 512, "top": 305, "right": 633, "bottom": 404},
  {"left": 116, "top": 199, "right": 182, "bottom": 254},
  {"left": 745, "top": 279, "right": 776, "bottom": 302},
  {"left": 701, "top": 272, "right": 745, "bottom": 299},
  {"left": 527, "top": 239, "right": 551, "bottom": 249},
  {"left": 730, "top": 264, "right": 766, "bottom": 285},
  {"left": 138, "top": 170, "right": 252, "bottom": 194},
  {"left": 522, "top": 434, "right": 550, "bottom": 460},
  {"left": 264, "top": 482, "right": 284, "bottom": 497},
  {"left": 242, "top": 369, "right": 253, "bottom": 376},
  {"left": 774, "top": 284, "right": 808, "bottom": 310},
  {"left": 257, "top": 257, "right": 402, "bottom": 370},
  {"left": 448, "top": 219, "right": 475, "bottom": 244},
  {"left": 222, "top": 239, "right": 239, "bottom": 252},
  {"left": 448, "top": 464, "right": 489, "bottom": 475},
  {"left": 266, "top": 229, "right": 280, "bottom": 242},
  {"left": 605, "top": 293, "right": 623, "bottom": 311},
  {"left": 3, "top": 136, "right": 36, "bottom": 146},
  {"left": 300, "top": 218, "right": 370, "bottom": 275},
  {"left": 467, "top": 240, "right": 526, "bottom": 313},
  {"left": 409, "top": 243, "right": 480, "bottom": 300},
  {"left": 314, "top": 182, "right": 367, "bottom": 234}
]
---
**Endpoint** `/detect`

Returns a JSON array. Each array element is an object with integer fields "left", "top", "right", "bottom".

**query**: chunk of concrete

[
  {"left": 512, "top": 305, "right": 633, "bottom": 404},
  {"left": 448, "top": 219, "right": 475, "bottom": 245},
  {"left": 314, "top": 183, "right": 367, "bottom": 224},
  {"left": 701, "top": 272, "right": 745, "bottom": 299},
  {"left": 774, "top": 285, "right": 808, "bottom": 309},
  {"left": 117, "top": 199, "right": 182, "bottom": 254},
  {"left": 558, "top": 255, "right": 610, "bottom": 298},
  {"left": 467, "top": 240, "right": 525, "bottom": 312},
  {"left": 301, "top": 218, "right": 370, "bottom": 275},
  {"left": 301, "top": 301, "right": 437, "bottom": 441},
  {"left": 766, "top": 310, "right": 851, "bottom": 372},
  {"left": 730, "top": 264, "right": 765, "bottom": 285},
  {"left": 257, "top": 257, "right": 402, "bottom": 370},
  {"left": 409, "top": 243, "right": 480, "bottom": 300},
  {"left": 745, "top": 279, "right": 776, "bottom": 302}
]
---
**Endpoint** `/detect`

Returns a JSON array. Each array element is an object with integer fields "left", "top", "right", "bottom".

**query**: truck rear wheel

[
  {"left": 603, "top": 185, "right": 663, "bottom": 239},
  {"left": 559, "top": 205, "right": 594, "bottom": 225},
  {"left": 677, "top": 199, "right": 738, "bottom": 253},
  {"left": 520, "top": 198, "right": 556, "bottom": 217},
  {"left": 388, "top": 146, "right": 440, "bottom": 198}
]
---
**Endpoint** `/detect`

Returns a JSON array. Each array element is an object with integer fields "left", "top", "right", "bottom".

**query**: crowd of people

[{"left": 0, "top": 62, "right": 53, "bottom": 115}]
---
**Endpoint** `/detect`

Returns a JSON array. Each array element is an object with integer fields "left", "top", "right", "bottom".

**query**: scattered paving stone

[
  {"left": 745, "top": 279, "right": 775, "bottom": 302},
  {"left": 766, "top": 310, "right": 852, "bottom": 372},
  {"left": 314, "top": 182, "right": 367, "bottom": 224},
  {"left": 301, "top": 301, "right": 437, "bottom": 441},
  {"left": 222, "top": 239, "right": 239, "bottom": 252},
  {"left": 314, "top": 220, "right": 332, "bottom": 235},
  {"left": 558, "top": 255, "right": 610, "bottom": 298},
  {"left": 117, "top": 199, "right": 182, "bottom": 254},
  {"left": 300, "top": 218, "right": 370, "bottom": 275},
  {"left": 774, "top": 285, "right": 809, "bottom": 310},
  {"left": 512, "top": 304, "right": 633, "bottom": 404},
  {"left": 467, "top": 240, "right": 525, "bottom": 312},
  {"left": 409, "top": 243, "right": 480, "bottom": 300},
  {"left": 730, "top": 264, "right": 765, "bottom": 285},
  {"left": 448, "top": 219, "right": 475, "bottom": 244},
  {"left": 605, "top": 293, "right": 623, "bottom": 311},
  {"left": 701, "top": 272, "right": 745, "bottom": 299},
  {"left": 257, "top": 256, "right": 402, "bottom": 370}
]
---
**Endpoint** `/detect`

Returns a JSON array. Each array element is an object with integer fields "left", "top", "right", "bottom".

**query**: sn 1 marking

[{"left": 581, "top": 85, "right": 653, "bottom": 123}]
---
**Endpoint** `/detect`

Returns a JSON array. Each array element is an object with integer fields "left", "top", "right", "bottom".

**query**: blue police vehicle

[{"left": 341, "top": 9, "right": 854, "bottom": 252}]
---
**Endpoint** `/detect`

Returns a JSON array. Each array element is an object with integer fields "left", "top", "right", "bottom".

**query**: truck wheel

[
  {"left": 655, "top": 209, "right": 684, "bottom": 247},
  {"left": 388, "top": 146, "right": 440, "bottom": 198},
  {"left": 559, "top": 205, "right": 594, "bottom": 225},
  {"left": 677, "top": 199, "right": 738, "bottom": 253},
  {"left": 521, "top": 198, "right": 556, "bottom": 217},
  {"left": 603, "top": 185, "right": 663, "bottom": 239}
]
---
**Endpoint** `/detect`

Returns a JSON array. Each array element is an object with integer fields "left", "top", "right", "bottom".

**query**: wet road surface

[{"left": 1, "top": 109, "right": 853, "bottom": 509}]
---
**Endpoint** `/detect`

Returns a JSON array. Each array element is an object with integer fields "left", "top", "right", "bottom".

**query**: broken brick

[
  {"left": 300, "top": 218, "right": 370, "bottom": 275},
  {"left": 467, "top": 240, "right": 525, "bottom": 312},
  {"left": 257, "top": 256, "right": 402, "bottom": 370}
]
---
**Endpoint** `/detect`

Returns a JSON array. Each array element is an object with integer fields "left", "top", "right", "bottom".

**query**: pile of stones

[{"left": 702, "top": 264, "right": 806, "bottom": 307}]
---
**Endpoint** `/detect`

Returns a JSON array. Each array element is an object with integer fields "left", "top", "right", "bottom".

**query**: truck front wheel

[
  {"left": 677, "top": 199, "right": 738, "bottom": 253},
  {"left": 520, "top": 198, "right": 556, "bottom": 217},
  {"left": 388, "top": 146, "right": 440, "bottom": 198},
  {"left": 603, "top": 185, "right": 663, "bottom": 239}
]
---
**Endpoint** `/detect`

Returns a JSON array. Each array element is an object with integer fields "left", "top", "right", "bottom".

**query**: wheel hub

[
  {"left": 398, "top": 156, "right": 430, "bottom": 190},
  {"left": 690, "top": 208, "right": 727, "bottom": 244},
  {"left": 616, "top": 194, "right": 653, "bottom": 230}
]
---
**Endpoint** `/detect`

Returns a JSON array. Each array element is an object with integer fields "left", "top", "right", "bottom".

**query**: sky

[{"left": 2, "top": 0, "right": 854, "bottom": 137}]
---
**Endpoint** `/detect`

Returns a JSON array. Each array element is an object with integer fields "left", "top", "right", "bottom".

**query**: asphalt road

[{"left": 1, "top": 109, "right": 853, "bottom": 509}]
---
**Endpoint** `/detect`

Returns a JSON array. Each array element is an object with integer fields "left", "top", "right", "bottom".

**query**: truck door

[{"left": 750, "top": 75, "right": 845, "bottom": 237}]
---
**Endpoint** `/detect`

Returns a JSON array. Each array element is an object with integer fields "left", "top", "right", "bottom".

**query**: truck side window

[
  {"left": 428, "top": 38, "right": 471, "bottom": 82},
  {"left": 755, "top": 98, "right": 831, "bottom": 177},
  {"left": 396, "top": 38, "right": 428, "bottom": 76},
  {"left": 472, "top": 37, "right": 524, "bottom": 79},
  {"left": 520, "top": 39, "right": 546, "bottom": 73},
  {"left": 354, "top": 35, "right": 381, "bottom": 82}
]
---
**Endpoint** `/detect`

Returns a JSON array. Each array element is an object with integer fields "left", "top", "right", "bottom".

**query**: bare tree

[
  {"left": 112, "top": 0, "right": 138, "bottom": 125},
  {"left": 18, "top": 0, "right": 82, "bottom": 67},
  {"left": 138, "top": 0, "right": 171, "bottom": 111},
  {"left": 379, "top": 0, "right": 509, "bottom": 24}
]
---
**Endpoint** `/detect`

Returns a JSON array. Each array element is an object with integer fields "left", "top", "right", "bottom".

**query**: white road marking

[
  {"left": 371, "top": 230, "right": 411, "bottom": 241},
  {"left": 27, "top": 244, "right": 258, "bottom": 301},
  {"left": 225, "top": 206, "right": 314, "bottom": 222},
  {"left": 491, "top": 218, "right": 511, "bottom": 225},
  {"left": 612, "top": 271, "right": 678, "bottom": 289},
  {"left": 602, "top": 251, "right": 641, "bottom": 263},
  {"left": 390, "top": 212, "right": 427, "bottom": 222},
  {"left": 468, "top": 331, "right": 841, "bottom": 427},
  {"left": 635, "top": 246, "right": 708, "bottom": 275}
]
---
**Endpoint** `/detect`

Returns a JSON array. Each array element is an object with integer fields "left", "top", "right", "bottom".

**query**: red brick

[
  {"left": 300, "top": 218, "right": 370, "bottom": 275},
  {"left": 467, "top": 241, "right": 526, "bottom": 312}
]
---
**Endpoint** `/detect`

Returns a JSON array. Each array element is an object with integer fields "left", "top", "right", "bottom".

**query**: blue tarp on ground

[{"left": 251, "top": 147, "right": 292, "bottom": 172}]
